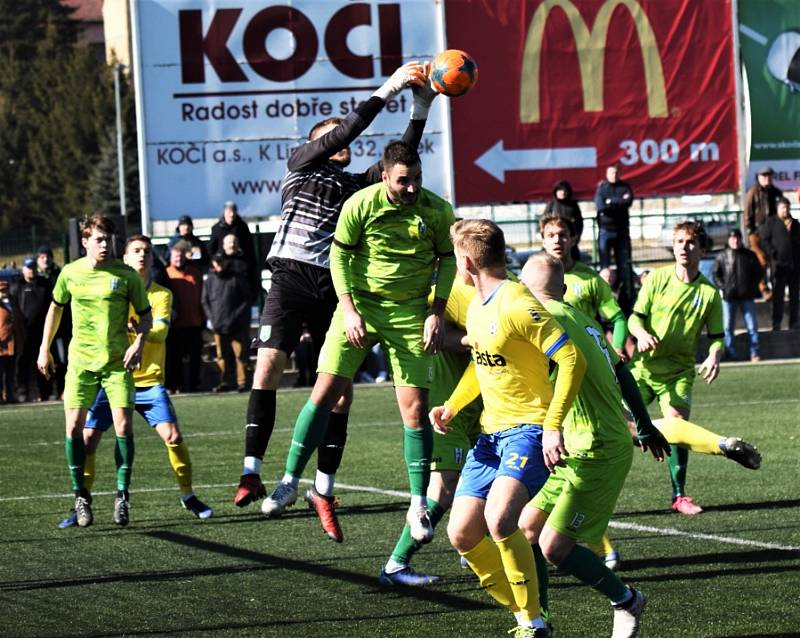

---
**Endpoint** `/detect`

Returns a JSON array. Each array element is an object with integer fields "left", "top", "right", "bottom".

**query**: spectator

[
  {"left": 744, "top": 166, "right": 783, "bottom": 298},
  {"left": 202, "top": 253, "right": 251, "bottom": 392},
  {"left": 208, "top": 201, "right": 258, "bottom": 292},
  {"left": 543, "top": 179, "right": 583, "bottom": 259},
  {"left": 0, "top": 278, "right": 24, "bottom": 403},
  {"left": 759, "top": 197, "right": 800, "bottom": 330},
  {"left": 165, "top": 241, "right": 204, "bottom": 392},
  {"left": 221, "top": 233, "right": 250, "bottom": 279},
  {"left": 167, "top": 215, "right": 210, "bottom": 269},
  {"left": 14, "top": 257, "right": 53, "bottom": 400},
  {"left": 36, "top": 245, "right": 69, "bottom": 398},
  {"left": 713, "top": 229, "right": 763, "bottom": 362},
  {"left": 594, "top": 164, "right": 634, "bottom": 310},
  {"left": 36, "top": 245, "right": 61, "bottom": 285}
]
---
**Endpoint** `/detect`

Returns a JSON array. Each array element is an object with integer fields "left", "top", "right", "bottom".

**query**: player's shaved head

[
  {"left": 520, "top": 252, "right": 564, "bottom": 302},
  {"left": 450, "top": 218, "right": 506, "bottom": 270}
]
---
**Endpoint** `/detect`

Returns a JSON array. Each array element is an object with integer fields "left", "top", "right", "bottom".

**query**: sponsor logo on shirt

[
  {"left": 528, "top": 308, "right": 542, "bottom": 321},
  {"left": 418, "top": 219, "right": 427, "bottom": 236},
  {"left": 473, "top": 350, "right": 507, "bottom": 367},
  {"left": 572, "top": 283, "right": 582, "bottom": 297},
  {"left": 691, "top": 293, "right": 702, "bottom": 309},
  {"left": 110, "top": 278, "right": 121, "bottom": 292}
]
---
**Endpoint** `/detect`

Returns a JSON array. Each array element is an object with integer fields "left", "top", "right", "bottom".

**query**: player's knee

[
  {"left": 447, "top": 519, "right": 472, "bottom": 552},
  {"left": 485, "top": 509, "right": 516, "bottom": 541},
  {"left": 539, "top": 539, "right": 567, "bottom": 566},
  {"left": 160, "top": 424, "right": 182, "bottom": 445}
]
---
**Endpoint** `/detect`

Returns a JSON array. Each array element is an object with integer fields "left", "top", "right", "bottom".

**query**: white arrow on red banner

[{"left": 474, "top": 140, "right": 598, "bottom": 183}]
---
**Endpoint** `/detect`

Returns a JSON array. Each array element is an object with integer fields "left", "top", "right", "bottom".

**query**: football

[{"left": 429, "top": 49, "right": 479, "bottom": 97}]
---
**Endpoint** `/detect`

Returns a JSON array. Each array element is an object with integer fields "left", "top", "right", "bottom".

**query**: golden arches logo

[{"left": 520, "top": 0, "right": 668, "bottom": 123}]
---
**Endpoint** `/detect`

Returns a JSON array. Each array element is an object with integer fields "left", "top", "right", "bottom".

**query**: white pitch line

[
  {"left": 4, "top": 479, "right": 799, "bottom": 554},
  {"left": 607, "top": 521, "right": 800, "bottom": 553}
]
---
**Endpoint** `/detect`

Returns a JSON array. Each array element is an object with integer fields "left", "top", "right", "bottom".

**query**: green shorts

[
  {"left": 318, "top": 293, "right": 432, "bottom": 388},
  {"left": 64, "top": 365, "right": 134, "bottom": 410},
  {"left": 531, "top": 450, "right": 632, "bottom": 545},
  {"left": 630, "top": 363, "right": 695, "bottom": 414},
  {"left": 431, "top": 398, "right": 482, "bottom": 472}
]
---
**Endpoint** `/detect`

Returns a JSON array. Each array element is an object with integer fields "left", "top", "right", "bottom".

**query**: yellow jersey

[
  {"left": 129, "top": 281, "right": 172, "bottom": 387},
  {"left": 445, "top": 280, "right": 585, "bottom": 433}
]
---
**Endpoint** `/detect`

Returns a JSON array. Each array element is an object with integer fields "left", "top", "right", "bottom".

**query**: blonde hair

[{"left": 450, "top": 219, "right": 506, "bottom": 270}]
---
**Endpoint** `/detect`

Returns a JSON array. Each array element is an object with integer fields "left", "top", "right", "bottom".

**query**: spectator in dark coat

[
  {"left": 167, "top": 215, "right": 210, "bottom": 269},
  {"left": 202, "top": 253, "right": 251, "bottom": 392},
  {"left": 544, "top": 180, "right": 583, "bottom": 261},
  {"left": 713, "top": 229, "right": 763, "bottom": 361},
  {"left": 760, "top": 197, "right": 800, "bottom": 330},
  {"left": 36, "top": 245, "right": 68, "bottom": 398},
  {"left": 207, "top": 202, "right": 258, "bottom": 291},
  {"left": 594, "top": 165, "right": 634, "bottom": 309},
  {"left": 14, "top": 257, "right": 53, "bottom": 400}
]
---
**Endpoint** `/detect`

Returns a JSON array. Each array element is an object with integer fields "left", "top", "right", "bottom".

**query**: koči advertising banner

[{"left": 130, "top": 0, "right": 448, "bottom": 224}]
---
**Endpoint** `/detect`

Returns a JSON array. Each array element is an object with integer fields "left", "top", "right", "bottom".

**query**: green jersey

[
  {"left": 629, "top": 265, "right": 724, "bottom": 376},
  {"left": 565, "top": 261, "right": 622, "bottom": 322},
  {"left": 52, "top": 257, "right": 150, "bottom": 372},
  {"left": 330, "top": 182, "right": 456, "bottom": 303},
  {"left": 544, "top": 299, "right": 631, "bottom": 460}
]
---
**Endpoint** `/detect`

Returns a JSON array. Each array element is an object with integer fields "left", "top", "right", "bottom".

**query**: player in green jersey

[
  {"left": 38, "top": 215, "right": 152, "bottom": 528},
  {"left": 541, "top": 213, "right": 761, "bottom": 562},
  {"left": 540, "top": 214, "right": 628, "bottom": 360},
  {"left": 263, "top": 141, "right": 456, "bottom": 544},
  {"left": 519, "top": 252, "right": 670, "bottom": 638},
  {"left": 628, "top": 221, "right": 724, "bottom": 515},
  {"left": 378, "top": 279, "right": 479, "bottom": 584}
]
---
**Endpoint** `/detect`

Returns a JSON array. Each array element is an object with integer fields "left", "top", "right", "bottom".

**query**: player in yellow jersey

[
  {"left": 59, "top": 236, "right": 212, "bottom": 528},
  {"left": 39, "top": 215, "right": 152, "bottom": 528},
  {"left": 430, "top": 219, "right": 586, "bottom": 638}
]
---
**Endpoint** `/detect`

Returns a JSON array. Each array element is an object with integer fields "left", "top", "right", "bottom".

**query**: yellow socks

[
  {"left": 462, "top": 536, "right": 518, "bottom": 611},
  {"left": 166, "top": 441, "right": 193, "bottom": 496},
  {"left": 654, "top": 417, "right": 723, "bottom": 455},
  {"left": 496, "top": 529, "right": 540, "bottom": 623},
  {"left": 589, "top": 532, "right": 614, "bottom": 557}
]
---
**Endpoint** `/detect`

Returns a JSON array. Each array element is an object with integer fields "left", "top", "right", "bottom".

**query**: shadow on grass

[
  {"left": 610, "top": 550, "right": 800, "bottom": 583},
  {"left": 3, "top": 530, "right": 494, "bottom": 615}
]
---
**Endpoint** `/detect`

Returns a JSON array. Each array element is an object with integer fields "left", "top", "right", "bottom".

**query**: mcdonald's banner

[
  {"left": 739, "top": 0, "right": 800, "bottom": 192},
  {"left": 444, "top": 0, "right": 740, "bottom": 204}
]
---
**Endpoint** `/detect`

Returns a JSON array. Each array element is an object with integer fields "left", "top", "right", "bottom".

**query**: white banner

[{"left": 130, "top": 0, "right": 449, "bottom": 230}]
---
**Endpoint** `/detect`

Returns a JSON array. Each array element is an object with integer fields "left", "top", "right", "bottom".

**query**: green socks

[
  {"left": 558, "top": 543, "right": 628, "bottom": 604},
  {"left": 390, "top": 498, "right": 446, "bottom": 564},
  {"left": 285, "top": 399, "right": 332, "bottom": 478},
  {"left": 114, "top": 435, "right": 135, "bottom": 492},
  {"left": 403, "top": 424, "right": 432, "bottom": 497},
  {"left": 533, "top": 543, "right": 550, "bottom": 615},
  {"left": 65, "top": 435, "right": 86, "bottom": 493},
  {"left": 668, "top": 444, "right": 689, "bottom": 498}
]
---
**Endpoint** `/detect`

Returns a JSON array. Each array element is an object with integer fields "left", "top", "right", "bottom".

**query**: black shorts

[{"left": 256, "top": 258, "right": 338, "bottom": 354}]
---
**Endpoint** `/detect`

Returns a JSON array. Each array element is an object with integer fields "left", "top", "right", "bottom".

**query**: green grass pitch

[{"left": 1, "top": 363, "right": 799, "bottom": 637}]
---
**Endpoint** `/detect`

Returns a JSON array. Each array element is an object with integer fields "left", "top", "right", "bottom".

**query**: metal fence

[{"left": 0, "top": 226, "right": 68, "bottom": 268}]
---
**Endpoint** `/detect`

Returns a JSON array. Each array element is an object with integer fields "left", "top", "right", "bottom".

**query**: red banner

[{"left": 444, "top": 0, "right": 739, "bottom": 204}]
